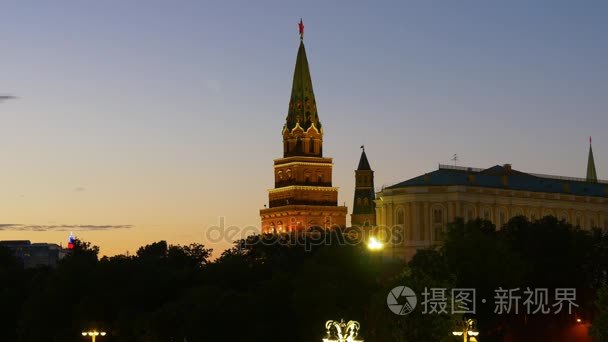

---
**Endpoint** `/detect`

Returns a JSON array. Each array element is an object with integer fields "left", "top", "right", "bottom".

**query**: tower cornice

[{"left": 268, "top": 185, "right": 339, "bottom": 193}]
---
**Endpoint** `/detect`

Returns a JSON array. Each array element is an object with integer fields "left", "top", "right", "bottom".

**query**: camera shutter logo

[{"left": 387, "top": 286, "right": 417, "bottom": 315}]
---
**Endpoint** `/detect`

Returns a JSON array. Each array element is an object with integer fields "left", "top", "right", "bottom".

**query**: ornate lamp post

[
  {"left": 452, "top": 319, "right": 479, "bottom": 342},
  {"left": 81, "top": 331, "right": 106, "bottom": 342},
  {"left": 322, "top": 319, "right": 363, "bottom": 342}
]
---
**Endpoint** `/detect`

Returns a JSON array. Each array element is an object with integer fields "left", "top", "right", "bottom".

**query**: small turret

[
  {"left": 351, "top": 146, "right": 376, "bottom": 227},
  {"left": 587, "top": 136, "right": 598, "bottom": 183}
]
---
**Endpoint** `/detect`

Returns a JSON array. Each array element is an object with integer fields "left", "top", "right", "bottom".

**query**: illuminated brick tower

[{"left": 260, "top": 21, "right": 347, "bottom": 233}]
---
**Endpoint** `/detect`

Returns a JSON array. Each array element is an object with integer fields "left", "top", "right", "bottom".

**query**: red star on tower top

[{"left": 298, "top": 19, "right": 304, "bottom": 39}]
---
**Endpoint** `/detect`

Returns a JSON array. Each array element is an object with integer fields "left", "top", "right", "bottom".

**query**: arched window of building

[
  {"left": 483, "top": 208, "right": 491, "bottom": 221},
  {"left": 559, "top": 211, "right": 569, "bottom": 222},
  {"left": 395, "top": 208, "right": 405, "bottom": 244},
  {"left": 433, "top": 209, "right": 441, "bottom": 224},
  {"left": 363, "top": 198, "right": 369, "bottom": 206},
  {"left": 357, "top": 198, "right": 362, "bottom": 205},
  {"left": 530, "top": 209, "right": 538, "bottom": 221},
  {"left": 575, "top": 213, "right": 582, "bottom": 227},
  {"left": 465, "top": 205, "right": 475, "bottom": 222},
  {"left": 499, "top": 207, "right": 508, "bottom": 227},
  {"left": 432, "top": 207, "right": 445, "bottom": 241}
]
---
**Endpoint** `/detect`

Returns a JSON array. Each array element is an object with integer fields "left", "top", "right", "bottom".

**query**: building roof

[
  {"left": 0, "top": 240, "right": 31, "bottom": 246},
  {"left": 284, "top": 39, "right": 321, "bottom": 131},
  {"left": 386, "top": 164, "right": 608, "bottom": 198}
]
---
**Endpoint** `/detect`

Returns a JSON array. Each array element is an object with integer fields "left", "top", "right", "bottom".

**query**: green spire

[
  {"left": 587, "top": 137, "right": 597, "bottom": 182},
  {"left": 285, "top": 40, "right": 321, "bottom": 131}
]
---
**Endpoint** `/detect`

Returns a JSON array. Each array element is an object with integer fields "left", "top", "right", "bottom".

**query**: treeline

[{"left": 1, "top": 216, "right": 608, "bottom": 342}]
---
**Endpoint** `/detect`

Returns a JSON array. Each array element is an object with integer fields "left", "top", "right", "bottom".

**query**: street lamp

[
  {"left": 322, "top": 319, "right": 363, "bottom": 342},
  {"left": 452, "top": 319, "right": 479, "bottom": 342},
  {"left": 367, "top": 236, "right": 383, "bottom": 251},
  {"left": 81, "top": 331, "right": 106, "bottom": 342}
]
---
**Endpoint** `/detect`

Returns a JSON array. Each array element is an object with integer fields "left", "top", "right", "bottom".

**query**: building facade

[
  {"left": 375, "top": 151, "right": 608, "bottom": 261},
  {"left": 260, "top": 30, "right": 347, "bottom": 233},
  {"left": 351, "top": 147, "right": 376, "bottom": 227},
  {"left": 0, "top": 240, "right": 67, "bottom": 268}
]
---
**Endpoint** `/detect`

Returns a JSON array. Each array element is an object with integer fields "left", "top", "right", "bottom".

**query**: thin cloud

[
  {"left": 0, "top": 95, "right": 17, "bottom": 102},
  {"left": 0, "top": 224, "right": 133, "bottom": 232},
  {"left": 74, "top": 187, "right": 86, "bottom": 192}
]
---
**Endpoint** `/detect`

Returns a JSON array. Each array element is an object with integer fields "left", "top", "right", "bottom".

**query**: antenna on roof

[{"left": 451, "top": 154, "right": 459, "bottom": 166}]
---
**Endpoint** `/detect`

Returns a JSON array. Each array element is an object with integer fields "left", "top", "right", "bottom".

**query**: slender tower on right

[
  {"left": 587, "top": 136, "right": 598, "bottom": 183},
  {"left": 351, "top": 146, "right": 376, "bottom": 227}
]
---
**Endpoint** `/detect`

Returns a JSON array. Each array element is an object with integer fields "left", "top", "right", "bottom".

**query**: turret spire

[
  {"left": 284, "top": 20, "right": 320, "bottom": 132},
  {"left": 357, "top": 145, "right": 372, "bottom": 170},
  {"left": 587, "top": 136, "right": 598, "bottom": 182}
]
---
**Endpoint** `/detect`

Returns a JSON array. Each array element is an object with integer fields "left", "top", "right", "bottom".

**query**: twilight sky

[{"left": 1, "top": 0, "right": 607, "bottom": 256}]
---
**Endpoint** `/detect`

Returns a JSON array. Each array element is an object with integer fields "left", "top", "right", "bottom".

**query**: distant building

[
  {"left": 375, "top": 141, "right": 607, "bottom": 261},
  {"left": 0, "top": 240, "right": 67, "bottom": 268},
  {"left": 351, "top": 146, "right": 376, "bottom": 227},
  {"left": 260, "top": 24, "right": 347, "bottom": 233}
]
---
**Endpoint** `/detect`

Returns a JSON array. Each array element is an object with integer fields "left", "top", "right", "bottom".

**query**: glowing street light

[
  {"left": 452, "top": 319, "right": 479, "bottom": 342},
  {"left": 81, "top": 331, "right": 106, "bottom": 342},
  {"left": 367, "top": 236, "right": 383, "bottom": 251}
]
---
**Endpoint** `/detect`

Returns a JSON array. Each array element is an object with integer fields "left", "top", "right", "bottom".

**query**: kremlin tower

[
  {"left": 260, "top": 21, "right": 347, "bottom": 233},
  {"left": 351, "top": 146, "right": 376, "bottom": 227}
]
